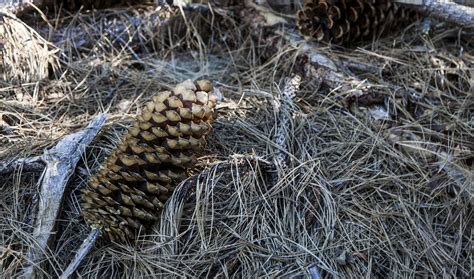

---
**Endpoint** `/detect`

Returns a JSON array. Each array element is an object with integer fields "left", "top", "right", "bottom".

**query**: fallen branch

[
  {"left": 396, "top": 0, "right": 474, "bottom": 27},
  {"left": 59, "top": 228, "right": 101, "bottom": 279},
  {"left": 20, "top": 113, "right": 106, "bottom": 279},
  {"left": 0, "top": 156, "right": 44, "bottom": 175},
  {"left": 277, "top": 29, "right": 338, "bottom": 72}
]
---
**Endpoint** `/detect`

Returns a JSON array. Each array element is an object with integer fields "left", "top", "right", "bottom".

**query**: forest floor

[{"left": 0, "top": 3, "right": 472, "bottom": 278}]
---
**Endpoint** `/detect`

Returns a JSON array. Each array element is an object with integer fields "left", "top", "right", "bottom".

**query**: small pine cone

[
  {"left": 297, "top": 0, "right": 420, "bottom": 45},
  {"left": 81, "top": 79, "right": 218, "bottom": 242}
]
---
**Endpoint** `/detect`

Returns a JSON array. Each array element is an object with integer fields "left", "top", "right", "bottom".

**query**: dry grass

[
  {"left": 0, "top": 11, "right": 60, "bottom": 83},
  {"left": 0, "top": 3, "right": 472, "bottom": 278}
]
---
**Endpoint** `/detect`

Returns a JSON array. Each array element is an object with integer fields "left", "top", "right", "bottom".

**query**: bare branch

[
  {"left": 59, "top": 228, "right": 101, "bottom": 279},
  {"left": 396, "top": 0, "right": 474, "bottom": 27},
  {"left": 20, "top": 113, "right": 106, "bottom": 279}
]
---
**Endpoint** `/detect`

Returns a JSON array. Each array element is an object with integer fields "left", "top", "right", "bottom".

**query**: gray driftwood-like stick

[
  {"left": 276, "top": 28, "right": 339, "bottom": 71},
  {"left": 59, "top": 228, "right": 101, "bottom": 279},
  {"left": 0, "top": 156, "right": 45, "bottom": 175},
  {"left": 20, "top": 113, "right": 106, "bottom": 279},
  {"left": 396, "top": 0, "right": 474, "bottom": 27}
]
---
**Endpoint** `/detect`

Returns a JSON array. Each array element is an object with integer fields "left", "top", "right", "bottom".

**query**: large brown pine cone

[
  {"left": 81, "top": 79, "right": 218, "bottom": 242},
  {"left": 297, "top": 0, "right": 420, "bottom": 45}
]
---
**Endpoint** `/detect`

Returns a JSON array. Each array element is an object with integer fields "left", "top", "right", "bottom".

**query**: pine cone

[
  {"left": 297, "top": 0, "right": 419, "bottom": 45},
  {"left": 81, "top": 79, "right": 218, "bottom": 242}
]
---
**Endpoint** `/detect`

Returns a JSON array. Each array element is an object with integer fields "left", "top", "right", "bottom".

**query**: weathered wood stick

[
  {"left": 396, "top": 0, "right": 474, "bottom": 27},
  {"left": 395, "top": 0, "right": 474, "bottom": 8},
  {"left": 268, "top": 74, "right": 301, "bottom": 187},
  {"left": 59, "top": 228, "right": 101, "bottom": 279},
  {"left": 20, "top": 113, "right": 106, "bottom": 279}
]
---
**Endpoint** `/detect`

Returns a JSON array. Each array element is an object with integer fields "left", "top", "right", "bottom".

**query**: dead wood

[
  {"left": 20, "top": 113, "right": 106, "bottom": 279},
  {"left": 0, "top": 156, "right": 44, "bottom": 175},
  {"left": 59, "top": 228, "right": 100, "bottom": 279},
  {"left": 397, "top": 0, "right": 474, "bottom": 27}
]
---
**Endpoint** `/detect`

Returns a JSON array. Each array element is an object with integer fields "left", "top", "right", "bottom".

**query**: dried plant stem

[
  {"left": 59, "top": 228, "right": 101, "bottom": 279},
  {"left": 20, "top": 113, "right": 106, "bottom": 279}
]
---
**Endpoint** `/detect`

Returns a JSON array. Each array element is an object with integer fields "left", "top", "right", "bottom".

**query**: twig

[
  {"left": 20, "top": 113, "right": 106, "bottom": 279},
  {"left": 276, "top": 29, "right": 338, "bottom": 72},
  {"left": 244, "top": 0, "right": 288, "bottom": 26},
  {"left": 59, "top": 228, "right": 101, "bottom": 279},
  {"left": 0, "top": 156, "right": 45, "bottom": 175},
  {"left": 159, "top": 1, "right": 229, "bottom": 14}
]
